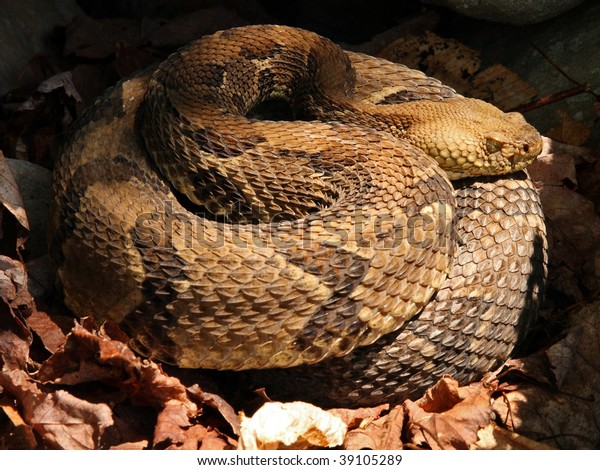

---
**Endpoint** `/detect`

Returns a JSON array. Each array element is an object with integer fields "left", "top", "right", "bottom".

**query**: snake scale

[{"left": 50, "top": 25, "right": 547, "bottom": 407}]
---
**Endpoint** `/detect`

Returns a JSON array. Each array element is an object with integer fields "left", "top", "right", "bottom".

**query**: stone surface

[{"left": 424, "top": 0, "right": 586, "bottom": 25}]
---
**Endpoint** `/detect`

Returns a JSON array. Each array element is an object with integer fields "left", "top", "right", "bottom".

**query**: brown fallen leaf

[
  {"left": 24, "top": 309, "right": 67, "bottom": 354},
  {"left": 378, "top": 31, "right": 537, "bottom": 111},
  {"left": 528, "top": 137, "right": 600, "bottom": 299},
  {"left": 0, "top": 401, "right": 38, "bottom": 449},
  {"left": 403, "top": 376, "right": 496, "bottom": 449},
  {"left": 0, "top": 255, "right": 34, "bottom": 371},
  {"left": 0, "top": 255, "right": 33, "bottom": 311},
  {"left": 471, "top": 64, "right": 538, "bottom": 112},
  {"left": 0, "top": 152, "right": 29, "bottom": 253},
  {"left": 18, "top": 72, "right": 82, "bottom": 114},
  {"left": 475, "top": 422, "right": 555, "bottom": 450},
  {"left": 500, "top": 355, "right": 554, "bottom": 388},
  {"left": 493, "top": 302, "right": 600, "bottom": 449},
  {"left": 0, "top": 368, "right": 113, "bottom": 449},
  {"left": 198, "top": 427, "right": 238, "bottom": 450},
  {"left": 36, "top": 320, "right": 239, "bottom": 449},
  {"left": 378, "top": 32, "right": 481, "bottom": 94},
  {"left": 546, "top": 109, "right": 592, "bottom": 146},
  {"left": 155, "top": 405, "right": 237, "bottom": 451},
  {"left": 1, "top": 70, "right": 80, "bottom": 165},
  {"left": 187, "top": 384, "right": 241, "bottom": 436},
  {"left": 342, "top": 405, "right": 404, "bottom": 450},
  {"left": 329, "top": 403, "right": 389, "bottom": 429}
]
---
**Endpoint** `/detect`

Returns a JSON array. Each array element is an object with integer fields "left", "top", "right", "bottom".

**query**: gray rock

[{"left": 423, "top": 0, "right": 586, "bottom": 25}]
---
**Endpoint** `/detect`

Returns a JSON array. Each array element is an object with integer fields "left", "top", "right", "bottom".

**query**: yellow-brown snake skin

[{"left": 50, "top": 25, "right": 547, "bottom": 406}]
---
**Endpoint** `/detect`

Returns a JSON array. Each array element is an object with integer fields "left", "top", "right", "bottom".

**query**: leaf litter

[{"left": 1, "top": 5, "right": 599, "bottom": 450}]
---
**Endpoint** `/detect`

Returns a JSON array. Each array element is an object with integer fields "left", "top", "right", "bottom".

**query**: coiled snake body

[{"left": 50, "top": 25, "right": 547, "bottom": 406}]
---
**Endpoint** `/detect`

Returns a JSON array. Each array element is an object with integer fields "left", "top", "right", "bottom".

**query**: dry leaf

[
  {"left": 153, "top": 403, "right": 198, "bottom": 449},
  {"left": 18, "top": 72, "right": 82, "bottom": 112},
  {"left": 238, "top": 401, "right": 346, "bottom": 450},
  {"left": 0, "top": 152, "right": 29, "bottom": 252},
  {"left": 378, "top": 32, "right": 536, "bottom": 111},
  {"left": 35, "top": 320, "right": 240, "bottom": 449},
  {"left": 378, "top": 32, "right": 480, "bottom": 94},
  {"left": 329, "top": 403, "right": 389, "bottom": 429},
  {"left": 475, "top": 422, "right": 555, "bottom": 450},
  {"left": 0, "top": 255, "right": 34, "bottom": 371},
  {"left": 404, "top": 376, "right": 495, "bottom": 449},
  {"left": 493, "top": 302, "right": 600, "bottom": 449},
  {"left": 528, "top": 137, "right": 600, "bottom": 299},
  {"left": 547, "top": 109, "right": 592, "bottom": 146},
  {"left": 0, "top": 255, "right": 33, "bottom": 310},
  {"left": 342, "top": 405, "right": 404, "bottom": 450},
  {"left": 187, "top": 384, "right": 241, "bottom": 436},
  {"left": 25, "top": 309, "right": 67, "bottom": 354},
  {"left": 470, "top": 64, "right": 538, "bottom": 111},
  {"left": 0, "top": 369, "right": 113, "bottom": 449}
]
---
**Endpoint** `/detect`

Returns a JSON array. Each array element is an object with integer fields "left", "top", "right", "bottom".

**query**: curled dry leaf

[
  {"left": 0, "top": 152, "right": 29, "bottom": 252},
  {"left": 501, "top": 355, "right": 554, "bottom": 388},
  {"left": 38, "top": 320, "right": 193, "bottom": 406},
  {"left": 238, "top": 401, "right": 346, "bottom": 450},
  {"left": 0, "top": 255, "right": 34, "bottom": 371},
  {"left": 187, "top": 384, "right": 241, "bottom": 436},
  {"left": 403, "top": 376, "right": 496, "bottom": 449},
  {"left": 18, "top": 72, "right": 82, "bottom": 113},
  {"left": 342, "top": 405, "right": 404, "bottom": 450},
  {"left": 471, "top": 64, "right": 538, "bottom": 112},
  {"left": 0, "top": 255, "right": 34, "bottom": 313},
  {"left": 493, "top": 302, "right": 600, "bottom": 449}
]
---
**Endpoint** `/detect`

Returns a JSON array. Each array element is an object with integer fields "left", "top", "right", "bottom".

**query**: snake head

[
  {"left": 408, "top": 99, "right": 543, "bottom": 180},
  {"left": 483, "top": 111, "right": 543, "bottom": 173}
]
